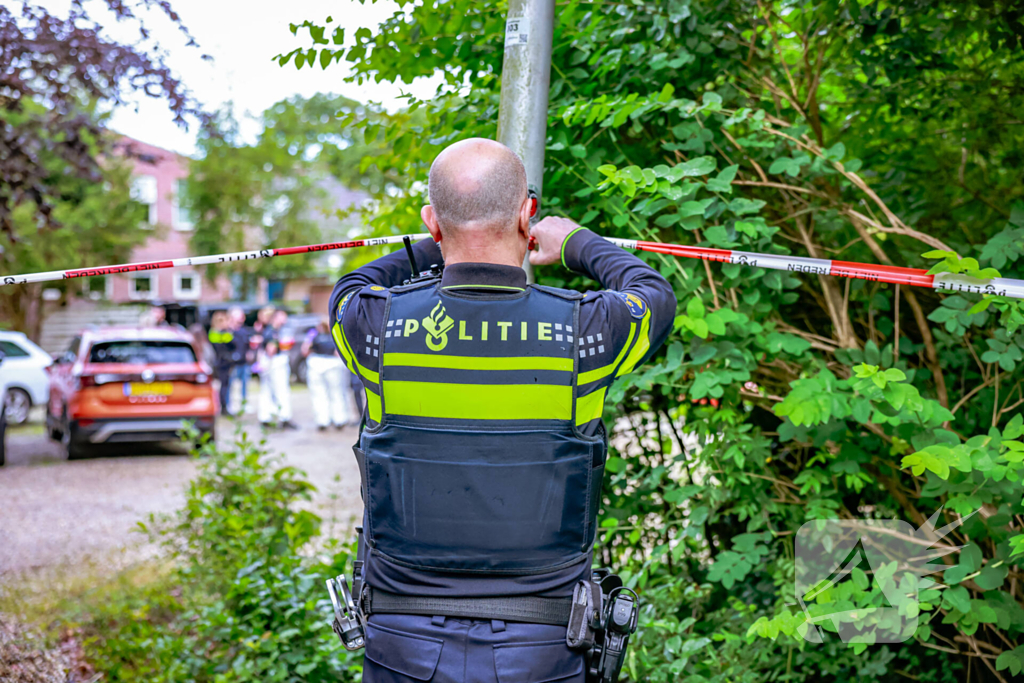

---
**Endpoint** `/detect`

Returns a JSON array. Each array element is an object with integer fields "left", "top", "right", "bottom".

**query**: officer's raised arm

[
  {"left": 329, "top": 238, "right": 443, "bottom": 326},
  {"left": 531, "top": 215, "right": 677, "bottom": 374}
]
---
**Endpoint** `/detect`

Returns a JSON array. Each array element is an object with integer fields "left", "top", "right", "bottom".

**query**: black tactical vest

[{"left": 356, "top": 279, "right": 607, "bottom": 597}]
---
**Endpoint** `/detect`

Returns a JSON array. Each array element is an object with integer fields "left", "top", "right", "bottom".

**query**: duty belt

[
  {"left": 326, "top": 570, "right": 639, "bottom": 683},
  {"left": 363, "top": 587, "right": 573, "bottom": 627}
]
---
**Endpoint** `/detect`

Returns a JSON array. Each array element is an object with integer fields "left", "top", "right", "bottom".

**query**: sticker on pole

[{"left": 505, "top": 16, "right": 529, "bottom": 47}]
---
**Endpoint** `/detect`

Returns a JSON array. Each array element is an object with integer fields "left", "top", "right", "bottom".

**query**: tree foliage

[
  {"left": 0, "top": 0, "right": 202, "bottom": 236},
  {"left": 0, "top": 113, "right": 149, "bottom": 335},
  {"left": 185, "top": 94, "right": 393, "bottom": 288},
  {"left": 0, "top": 0, "right": 203, "bottom": 337},
  {"left": 287, "top": 1, "right": 1024, "bottom": 680}
]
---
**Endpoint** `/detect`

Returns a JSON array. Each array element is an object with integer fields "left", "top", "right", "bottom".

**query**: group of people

[{"left": 194, "top": 306, "right": 361, "bottom": 431}]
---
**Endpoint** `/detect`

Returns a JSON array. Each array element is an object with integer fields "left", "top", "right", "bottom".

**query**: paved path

[{"left": 0, "top": 385, "right": 362, "bottom": 580}]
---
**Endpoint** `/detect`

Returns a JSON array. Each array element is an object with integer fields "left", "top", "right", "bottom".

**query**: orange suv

[{"left": 46, "top": 327, "right": 217, "bottom": 459}]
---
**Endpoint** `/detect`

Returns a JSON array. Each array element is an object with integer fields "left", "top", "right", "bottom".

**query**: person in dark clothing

[
  {"left": 328, "top": 138, "right": 676, "bottom": 682},
  {"left": 207, "top": 311, "right": 235, "bottom": 417},
  {"left": 228, "top": 307, "right": 253, "bottom": 413}
]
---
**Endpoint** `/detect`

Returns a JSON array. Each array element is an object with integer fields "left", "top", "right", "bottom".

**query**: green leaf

[
  {"left": 923, "top": 249, "right": 958, "bottom": 259},
  {"left": 975, "top": 564, "right": 1008, "bottom": 591},
  {"left": 655, "top": 213, "right": 680, "bottom": 227},
  {"left": 570, "top": 144, "right": 588, "bottom": 158},
  {"left": 1004, "top": 413, "right": 1024, "bottom": 440},
  {"left": 704, "top": 224, "right": 734, "bottom": 245},
  {"left": 679, "top": 198, "right": 714, "bottom": 217},
  {"left": 672, "top": 156, "right": 717, "bottom": 178},
  {"left": 851, "top": 566, "right": 869, "bottom": 590},
  {"left": 996, "top": 646, "right": 1024, "bottom": 676},
  {"left": 854, "top": 363, "right": 878, "bottom": 378},
  {"left": 882, "top": 368, "right": 906, "bottom": 382},
  {"left": 605, "top": 457, "right": 626, "bottom": 473},
  {"left": 707, "top": 164, "right": 739, "bottom": 193},
  {"left": 902, "top": 446, "right": 951, "bottom": 479},
  {"left": 824, "top": 142, "right": 846, "bottom": 161},
  {"left": 942, "top": 585, "right": 971, "bottom": 613},
  {"left": 728, "top": 198, "right": 766, "bottom": 216},
  {"left": 687, "top": 296, "right": 706, "bottom": 320}
]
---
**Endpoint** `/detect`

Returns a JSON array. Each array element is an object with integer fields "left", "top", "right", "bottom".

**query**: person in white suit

[{"left": 302, "top": 319, "right": 355, "bottom": 431}]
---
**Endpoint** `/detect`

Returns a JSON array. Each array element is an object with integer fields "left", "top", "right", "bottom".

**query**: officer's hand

[{"left": 529, "top": 216, "right": 581, "bottom": 266}]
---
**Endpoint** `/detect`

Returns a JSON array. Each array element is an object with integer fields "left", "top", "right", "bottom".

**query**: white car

[{"left": 0, "top": 331, "right": 51, "bottom": 425}]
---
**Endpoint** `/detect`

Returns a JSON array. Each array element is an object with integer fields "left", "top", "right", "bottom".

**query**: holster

[
  {"left": 565, "top": 571, "right": 639, "bottom": 683},
  {"left": 566, "top": 579, "right": 602, "bottom": 650}
]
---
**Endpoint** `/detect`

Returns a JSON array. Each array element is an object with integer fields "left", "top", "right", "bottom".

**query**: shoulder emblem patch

[
  {"left": 618, "top": 292, "right": 648, "bottom": 319},
  {"left": 336, "top": 292, "right": 352, "bottom": 321}
]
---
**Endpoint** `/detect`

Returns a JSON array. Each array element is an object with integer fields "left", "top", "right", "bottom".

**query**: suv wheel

[
  {"left": 61, "top": 412, "right": 86, "bottom": 460},
  {"left": 46, "top": 405, "right": 62, "bottom": 441},
  {"left": 4, "top": 388, "right": 30, "bottom": 425}
]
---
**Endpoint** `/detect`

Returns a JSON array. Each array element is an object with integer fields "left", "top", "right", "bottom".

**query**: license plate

[{"left": 123, "top": 381, "right": 174, "bottom": 397}]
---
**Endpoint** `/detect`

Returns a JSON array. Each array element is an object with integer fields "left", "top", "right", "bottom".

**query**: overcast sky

[{"left": 52, "top": 0, "right": 440, "bottom": 156}]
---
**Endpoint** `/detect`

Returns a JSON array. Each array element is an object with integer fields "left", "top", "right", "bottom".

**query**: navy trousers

[{"left": 362, "top": 614, "right": 586, "bottom": 683}]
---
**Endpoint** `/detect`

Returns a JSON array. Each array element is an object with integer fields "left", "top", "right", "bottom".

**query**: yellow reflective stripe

[
  {"left": 616, "top": 310, "right": 652, "bottom": 377},
  {"left": 365, "top": 387, "right": 382, "bottom": 423},
  {"left": 383, "top": 353, "right": 572, "bottom": 372},
  {"left": 561, "top": 226, "right": 586, "bottom": 269},
  {"left": 332, "top": 322, "right": 380, "bottom": 384},
  {"left": 578, "top": 322, "right": 636, "bottom": 385},
  {"left": 383, "top": 382, "right": 572, "bottom": 420},
  {"left": 329, "top": 321, "right": 378, "bottom": 385},
  {"left": 332, "top": 322, "right": 357, "bottom": 374},
  {"left": 575, "top": 387, "right": 606, "bottom": 426},
  {"left": 355, "top": 360, "right": 379, "bottom": 384}
]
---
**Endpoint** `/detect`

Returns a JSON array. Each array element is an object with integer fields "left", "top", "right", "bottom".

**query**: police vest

[{"left": 356, "top": 279, "right": 607, "bottom": 593}]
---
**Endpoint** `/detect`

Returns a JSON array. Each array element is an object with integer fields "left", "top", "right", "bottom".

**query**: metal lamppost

[{"left": 496, "top": 0, "right": 555, "bottom": 283}]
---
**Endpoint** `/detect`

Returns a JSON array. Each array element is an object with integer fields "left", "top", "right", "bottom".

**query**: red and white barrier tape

[
  {"left": 605, "top": 238, "right": 1024, "bottom": 300},
  {"left": 0, "top": 234, "right": 433, "bottom": 286},
  {"left": 2, "top": 233, "right": 1021, "bottom": 300}
]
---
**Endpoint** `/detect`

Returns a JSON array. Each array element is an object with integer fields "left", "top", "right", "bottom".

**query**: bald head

[{"left": 427, "top": 139, "right": 528, "bottom": 240}]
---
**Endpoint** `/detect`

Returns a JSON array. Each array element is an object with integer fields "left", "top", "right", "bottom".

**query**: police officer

[
  {"left": 329, "top": 138, "right": 675, "bottom": 682},
  {"left": 207, "top": 311, "right": 235, "bottom": 417}
]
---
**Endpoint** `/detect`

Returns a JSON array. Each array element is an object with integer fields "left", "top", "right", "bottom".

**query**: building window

[
  {"left": 172, "top": 179, "right": 195, "bottom": 231},
  {"left": 84, "top": 276, "right": 108, "bottom": 301},
  {"left": 173, "top": 271, "right": 201, "bottom": 300},
  {"left": 129, "top": 273, "right": 156, "bottom": 300},
  {"left": 131, "top": 174, "right": 158, "bottom": 226}
]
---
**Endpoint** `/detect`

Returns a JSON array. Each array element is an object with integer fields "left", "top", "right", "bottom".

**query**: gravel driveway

[{"left": 0, "top": 385, "right": 363, "bottom": 580}]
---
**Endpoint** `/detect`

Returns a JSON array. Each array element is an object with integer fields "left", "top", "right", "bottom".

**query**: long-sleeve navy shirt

[{"left": 329, "top": 228, "right": 677, "bottom": 433}]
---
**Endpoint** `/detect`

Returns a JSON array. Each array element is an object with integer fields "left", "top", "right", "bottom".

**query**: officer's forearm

[
  {"left": 336, "top": 238, "right": 443, "bottom": 292},
  {"left": 562, "top": 228, "right": 669, "bottom": 297}
]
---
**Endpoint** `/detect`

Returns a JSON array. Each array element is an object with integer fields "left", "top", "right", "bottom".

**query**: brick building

[{"left": 105, "top": 137, "right": 233, "bottom": 304}]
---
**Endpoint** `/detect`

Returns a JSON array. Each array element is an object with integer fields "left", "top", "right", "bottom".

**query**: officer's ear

[
  {"left": 421, "top": 205, "right": 442, "bottom": 243},
  {"left": 517, "top": 194, "right": 532, "bottom": 240}
]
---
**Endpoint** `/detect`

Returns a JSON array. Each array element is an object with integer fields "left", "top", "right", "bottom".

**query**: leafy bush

[
  {"left": 72, "top": 430, "right": 361, "bottom": 682},
  {"left": 285, "top": 1, "right": 1024, "bottom": 681}
]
